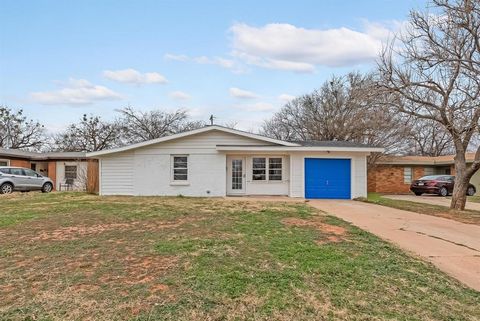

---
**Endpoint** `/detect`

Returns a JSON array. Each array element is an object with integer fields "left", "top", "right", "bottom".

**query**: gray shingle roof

[
  {"left": 288, "top": 140, "right": 379, "bottom": 148},
  {"left": 0, "top": 148, "right": 86, "bottom": 160}
]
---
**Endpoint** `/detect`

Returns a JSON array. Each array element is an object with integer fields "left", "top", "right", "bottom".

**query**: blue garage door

[{"left": 305, "top": 158, "right": 351, "bottom": 199}]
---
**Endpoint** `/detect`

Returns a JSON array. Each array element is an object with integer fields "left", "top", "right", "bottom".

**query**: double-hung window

[
  {"left": 172, "top": 155, "right": 188, "bottom": 181},
  {"left": 65, "top": 165, "right": 78, "bottom": 179},
  {"left": 268, "top": 158, "right": 282, "bottom": 180},
  {"left": 252, "top": 157, "right": 266, "bottom": 181},
  {"left": 404, "top": 167, "right": 412, "bottom": 184},
  {"left": 252, "top": 157, "right": 282, "bottom": 181}
]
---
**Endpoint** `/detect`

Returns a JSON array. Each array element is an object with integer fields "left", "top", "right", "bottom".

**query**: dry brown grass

[{"left": 0, "top": 193, "right": 478, "bottom": 321}]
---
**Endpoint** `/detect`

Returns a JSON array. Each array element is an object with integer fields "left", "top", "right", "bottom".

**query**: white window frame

[
  {"left": 251, "top": 156, "right": 283, "bottom": 182},
  {"left": 171, "top": 155, "right": 189, "bottom": 185},
  {"left": 268, "top": 157, "right": 283, "bottom": 181},
  {"left": 404, "top": 167, "right": 413, "bottom": 184},
  {"left": 0, "top": 159, "right": 10, "bottom": 166}
]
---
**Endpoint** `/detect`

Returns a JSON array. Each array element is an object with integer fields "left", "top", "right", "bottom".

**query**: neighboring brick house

[
  {"left": 0, "top": 148, "right": 98, "bottom": 192},
  {"left": 367, "top": 153, "right": 477, "bottom": 194}
]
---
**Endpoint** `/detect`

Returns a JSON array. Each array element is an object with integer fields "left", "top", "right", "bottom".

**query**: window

[
  {"left": 269, "top": 158, "right": 282, "bottom": 181},
  {"left": 172, "top": 156, "right": 188, "bottom": 181},
  {"left": 23, "top": 169, "right": 39, "bottom": 177},
  {"left": 0, "top": 168, "right": 10, "bottom": 174},
  {"left": 65, "top": 165, "right": 77, "bottom": 179},
  {"left": 252, "top": 157, "right": 266, "bottom": 181},
  {"left": 252, "top": 157, "right": 283, "bottom": 181},
  {"left": 10, "top": 168, "right": 24, "bottom": 176},
  {"left": 404, "top": 167, "right": 412, "bottom": 184},
  {"left": 0, "top": 159, "right": 9, "bottom": 166},
  {"left": 424, "top": 167, "right": 435, "bottom": 176}
]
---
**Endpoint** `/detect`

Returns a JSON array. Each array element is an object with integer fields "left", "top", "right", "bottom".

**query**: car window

[
  {"left": 23, "top": 169, "right": 39, "bottom": 177},
  {"left": 419, "top": 175, "right": 442, "bottom": 180},
  {"left": 0, "top": 168, "right": 10, "bottom": 174},
  {"left": 438, "top": 176, "right": 453, "bottom": 181},
  {"left": 9, "top": 168, "right": 24, "bottom": 176}
]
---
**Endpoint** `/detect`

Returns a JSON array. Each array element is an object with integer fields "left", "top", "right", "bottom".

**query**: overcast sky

[{"left": 0, "top": 0, "right": 425, "bottom": 132}]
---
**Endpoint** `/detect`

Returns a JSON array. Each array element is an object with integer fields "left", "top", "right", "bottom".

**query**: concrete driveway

[
  {"left": 384, "top": 194, "right": 480, "bottom": 211},
  {"left": 308, "top": 200, "right": 480, "bottom": 291}
]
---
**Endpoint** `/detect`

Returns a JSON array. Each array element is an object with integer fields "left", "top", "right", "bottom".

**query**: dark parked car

[{"left": 410, "top": 175, "right": 476, "bottom": 197}]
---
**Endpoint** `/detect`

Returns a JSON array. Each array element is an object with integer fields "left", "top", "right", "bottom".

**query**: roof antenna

[{"left": 209, "top": 114, "right": 215, "bottom": 126}]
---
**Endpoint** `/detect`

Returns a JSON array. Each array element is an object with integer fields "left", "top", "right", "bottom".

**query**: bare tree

[
  {"left": 378, "top": 0, "right": 480, "bottom": 210},
  {"left": 405, "top": 119, "right": 454, "bottom": 156},
  {"left": 0, "top": 106, "right": 45, "bottom": 150},
  {"left": 117, "top": 107, "right": 204, "bottom": 144},
  {"left": 261, "top": 72, "right": 411, "bottom": 159},
  {"left": 222, "top": 121, "right": 238, "bottom": 129},
  {"left": 54, "top": 114, "right": 122, "bottom": 152}
]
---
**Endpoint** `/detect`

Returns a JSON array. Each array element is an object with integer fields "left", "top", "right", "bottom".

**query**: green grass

[
  {"left": 363, "top": 193, "right": 480, "bottom": 225},
  {"left": 466, "top": 195, "right": 480, "bottom": 203},
  {"left": 0, "top": 193, "right": 479, "bottom": 321}
]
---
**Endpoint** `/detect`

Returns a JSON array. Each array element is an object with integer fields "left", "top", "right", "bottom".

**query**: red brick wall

[
  {"left": 10, "top": 159, "right": 30, "bottom": 168},
  {"left": 368, "top": 165, "right": 425, "bottom": 194},
  {"left": 450, "top": 165, "right": 455, "bottom": 176}
]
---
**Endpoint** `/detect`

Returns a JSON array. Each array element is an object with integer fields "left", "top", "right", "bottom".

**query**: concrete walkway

[
  {"left": 384, "top": 194, "right": 480, "bottom": 211},
  {"left": 308, "top": 200, "right": 480, "bottom": 291}
]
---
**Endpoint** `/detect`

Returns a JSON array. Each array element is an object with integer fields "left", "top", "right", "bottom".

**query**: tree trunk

[{"left": 450, "top": 155, "right": 469, "bottom": 210}]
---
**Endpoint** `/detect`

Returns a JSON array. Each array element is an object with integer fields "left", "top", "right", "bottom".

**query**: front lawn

[
  {"left": 466, "top": 195, "right": 480, "bottom": 203},
  {"left": 0, "top": 193, "right": 478, "bottom": 321},
  {"left": 364, "top": 193, "right": 480, "bottom": 225}
]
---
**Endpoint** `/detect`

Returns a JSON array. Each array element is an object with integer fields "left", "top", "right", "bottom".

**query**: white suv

[{"left": 0, "top": 167, "right": 54, "bottom": 194}]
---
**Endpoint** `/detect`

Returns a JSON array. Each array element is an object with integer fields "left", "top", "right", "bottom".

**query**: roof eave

[{"left": 216, "top": 146, "right": 385, "bottom": 153}]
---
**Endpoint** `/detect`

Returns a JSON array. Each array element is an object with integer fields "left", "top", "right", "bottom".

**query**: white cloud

[
  {"left": 103, "top": 68, "right": 168, "bottom": 84},
  {"left": 164, "top": 53, "right": 238, "bottom": 70},
  {"left": 230, "top": 22, "right": 398, "bottom": 72},
  {"left": 278, "top": 94, "right": 296, "bottom": 103},
  {"left": 169, "top": 91, "right": 191, "bottom": 100},
  {"left": 234, "top": 102, "right": 275, "bottom": 112},
  {"left": 30, "top": 78, "right": 122, "bottom": 105},
  {"left": 229, "top": 87, "right": 258, "bottom": 99},
  {"left": 163, "top": 53, "right": 189, "bottom": 62}
]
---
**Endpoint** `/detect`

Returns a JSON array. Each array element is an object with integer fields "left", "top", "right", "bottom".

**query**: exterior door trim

[{"left": 227, "top": 156, "right": 246, "bottom": 195}]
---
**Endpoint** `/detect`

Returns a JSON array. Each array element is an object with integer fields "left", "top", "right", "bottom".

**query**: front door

[{"left": 227, "top": 157, "right": 246, "bottom": 195}]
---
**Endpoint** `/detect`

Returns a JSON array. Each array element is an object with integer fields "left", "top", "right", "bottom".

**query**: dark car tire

[
  {"left": 41, "top": 182, "right": 53, "bottom": 193},
  {"left": 439, "top": 187, "right": 448, "bottom": 197},
  {"left": 467, "top": 186, "right": 476, "bottom": 196},
  {"left": 0, "top": 183, "right": 14, "bottom": 194},
  {"left": 414, "top": 192, "right": 423, "bottom": 196}
]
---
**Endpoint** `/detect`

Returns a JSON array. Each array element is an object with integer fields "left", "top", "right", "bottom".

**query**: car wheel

[
  {"left": 414, "top": 192, "right": 423, "bottom": 196},
  {"left": 439, "top": 187, "right": 448, "bottom": 197},
  {"left": 42, "top": 183, "right": 53, "bottom": 193},
  {"left": 467, "top": 186, "right": 476, "bottom": 196},
  {"left": 0, "top": 183, "right": 13, "bottom": 194}
]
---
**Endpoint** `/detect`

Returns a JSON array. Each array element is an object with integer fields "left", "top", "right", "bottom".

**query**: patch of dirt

[
  {"left": 150, "top": 283, "right": 169, "bottom": 293},
  {"left": 282, "top": 217, "right": 346, "bottom": 244},
  {"left": 30, "top": 217, "right": 202, "bottom": 241},
  {"left": 315, "top": 235, "right": 343, "bottom": 245},
  {"left": 97, "top": 254, "right": 179, "bottom": 286},
  {"left": 282, "top": 218, "right": 346, "bottom": 235}
]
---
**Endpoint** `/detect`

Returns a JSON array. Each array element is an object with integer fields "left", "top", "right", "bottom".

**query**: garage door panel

[{"left": 305, "top": 158, "right": 351, "bottom": 199}]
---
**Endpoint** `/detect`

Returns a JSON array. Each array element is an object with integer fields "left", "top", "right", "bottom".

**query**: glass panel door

[{"left": 231, "top": 159, "right": 243, "bottom": 191}]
